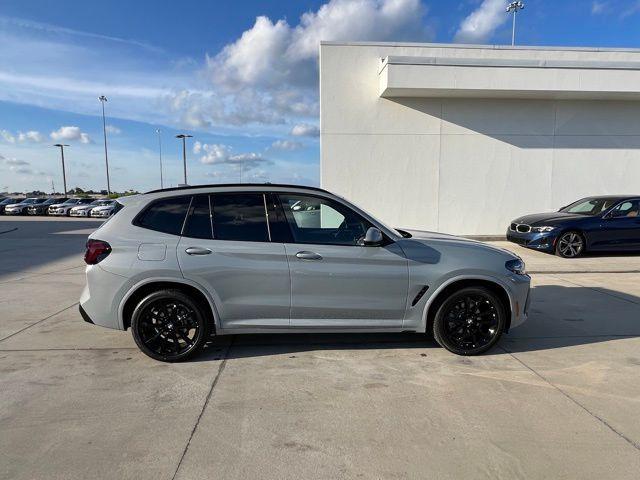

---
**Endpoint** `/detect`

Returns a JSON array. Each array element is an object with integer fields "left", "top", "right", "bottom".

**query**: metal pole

[
  {"left": 157, "top": 129, "right": 164, "bottom": 189},
  {"left": 99, "top": 96, "right": 111, "bottom": 194},
  {"left": 60, "top": 147, "right": 67, "bottom": 195},
  {"left": 512, "top": 9, "right": 516, "bottom": 46},
  {"left": 182, "top": 137, "right": 187, "bottom": 185}
]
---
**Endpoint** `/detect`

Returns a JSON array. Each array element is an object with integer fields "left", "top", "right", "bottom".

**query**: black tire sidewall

[
  {"left": 433, "top": 286, "right": 506, "bottom": 356},
  {"left": 131, "top": 289, "right": 210, "bottom": 362}
]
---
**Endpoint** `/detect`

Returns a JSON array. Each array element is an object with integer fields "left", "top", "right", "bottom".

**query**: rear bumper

[{"left": 79, "top": 265, "right": 128, "bottom": 330}]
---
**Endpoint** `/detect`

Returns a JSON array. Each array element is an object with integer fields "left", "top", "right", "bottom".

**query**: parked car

[
  {"left": 0, "top": 197, "right": 24, "bottom": 214},
  {"left": 80, "top": 184, "right": 531, "bottom": 362},
  {"left": 49, "top": 197, "right": 95, "bottom": 216},
  {"left": 4, "top": 197, "right": 47, "bottom": 215},
  {"left": 28, "top": 197, "right": 68, "bottom": 215},
  {"left": 69, "top": 199, "right": 111, "bottom": 217},
  {"left": 89, "top": 200, "right": 118, "bottom": 218},
  {"left": 507, "top": 195, "right": 640, "bottom": 258}
]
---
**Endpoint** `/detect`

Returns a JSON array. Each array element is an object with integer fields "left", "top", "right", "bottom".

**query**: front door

[
  {"left": 177, "top": 193, "right": 290, "bottom": 328},
  {"left": 276, "top": 193, "right": 408, "bottom": 327},
  {"left": 593, "top": 200, "right": 640, "bottom": 250}
]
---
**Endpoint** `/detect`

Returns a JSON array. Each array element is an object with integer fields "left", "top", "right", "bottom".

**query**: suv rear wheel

[
  {"left": 131, "top": 289, "right": 210, "bottom": 362},
  {"left": 432, "top": 287, "right": 506, "bottom": 356}
]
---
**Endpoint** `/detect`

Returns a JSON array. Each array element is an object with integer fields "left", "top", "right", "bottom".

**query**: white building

[{"left": 320, "top": 42, "right": 640, "bottom": 236}]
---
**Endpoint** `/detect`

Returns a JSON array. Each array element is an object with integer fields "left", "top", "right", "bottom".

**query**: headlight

[
  {"left": 531, "top": 226, "right": 555, "bottom": 233},
  {"left": 506, "top": 258, "right": 526, "bottom": 275}
]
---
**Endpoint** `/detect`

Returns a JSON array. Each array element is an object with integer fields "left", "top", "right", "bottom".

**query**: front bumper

[
  {"left": 4, "top": 209, "right": 23, "bottom": 215},
  {"left": 91, "top": 210, "right": 112, "bottom": 218},
  {"left": 70, "top": 210, "right": 89, "bottom": 217},
  {"left": 507, "top": 272, "right": 531, "bottom": 330},
  {"left": 506, "top": 228, "right": 558, "bottom": 252}
]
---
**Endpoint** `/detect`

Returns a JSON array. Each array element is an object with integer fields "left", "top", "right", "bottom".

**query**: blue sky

[{"left": 1, "top": 0, "right": 639, "bottom": 193}]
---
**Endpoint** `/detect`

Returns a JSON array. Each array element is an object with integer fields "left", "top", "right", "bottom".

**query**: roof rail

[{"left": 145, "top": 182, "right": 328, "bottom": 195}]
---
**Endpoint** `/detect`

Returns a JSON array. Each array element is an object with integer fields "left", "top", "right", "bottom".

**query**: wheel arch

[
  {"left": 119, "top": 278, "right": 219, "bottom": 332},
  {"left": 422, "top": 276, "right": 514, "bottom": 335}
]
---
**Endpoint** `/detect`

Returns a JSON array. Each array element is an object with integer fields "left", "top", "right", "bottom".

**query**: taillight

[{"left": 85, "top": 239, "right": 112, "bottom": 265}]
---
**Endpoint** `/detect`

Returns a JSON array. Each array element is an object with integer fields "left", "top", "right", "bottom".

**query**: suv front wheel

[
  {"left": 131, "top": 289, "right": 210, "bottom": 362},
  {"left": 432, "top": 287, "right": 506, "bottom": 356}
]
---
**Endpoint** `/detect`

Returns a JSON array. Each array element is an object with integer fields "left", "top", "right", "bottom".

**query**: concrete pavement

[{"left": 1, "top": 217, "right": 639, "bottom": 479}]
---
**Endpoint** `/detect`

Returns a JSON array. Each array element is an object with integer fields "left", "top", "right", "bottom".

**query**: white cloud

[
  {"left": 4, "top": 158, "right": 29, "bottom": 166},
  {"left": 17, "top": 130, "right": 44, "bottom": 143},
  {"left": 291, "top": 123, "right": 320, "bottom": 137},
  {"left": 591, "top": 1, "right": 608, "bottom": 14},
  {"left": 167, "top": 0, "right": 430, "bottom": 131},
  {"left": 1, "top": 129, "right": 44, "bottom": 143},
  {"left": 50, "top": 126, "right": 92, "bottom": 144},
  {"left": 196, "top": 142, "right": 271, "bottom": 170},
  {"left": 454, "top": 0, "right": 507, "bottom": 44},
  {"left": 270, "top": 139, "right": 304, "bottom": 151},
  {"left": 105, "top": 125, "right": 121, "bottom": 134}
]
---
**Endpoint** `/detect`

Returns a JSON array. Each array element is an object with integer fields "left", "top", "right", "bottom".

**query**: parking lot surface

[{"left": 1, "top": 216, "right": 639, "bottom": 479}]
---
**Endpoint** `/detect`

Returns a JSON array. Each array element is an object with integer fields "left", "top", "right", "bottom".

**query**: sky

[{"left": 1, "top": 0, "right": 640, "bottom": 193}]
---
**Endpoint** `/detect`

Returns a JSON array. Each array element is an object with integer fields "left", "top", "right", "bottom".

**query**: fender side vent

[{"left": 411, "top": 285, "right": 429, "bottom": 307}]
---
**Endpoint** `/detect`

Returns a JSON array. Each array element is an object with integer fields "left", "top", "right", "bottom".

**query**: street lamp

[
  {"left": 175, "top": 134, "right": 193, "bottom": 185},
  {"left": 156, "top": 129, "right": 164, "bottom": 189},
  {"left": 98, "top": 95, "right": 111, "bottom": 194},
  {"left": 53, "top": 144, "right": 69, "bottom": 195},
  {"left": 506, "top": 1, "right": 524, "bottom": 46}
]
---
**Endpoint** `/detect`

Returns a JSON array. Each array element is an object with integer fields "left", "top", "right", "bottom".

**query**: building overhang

[{"left": 379, "top": 55, "right": 640, "bottom": 100}]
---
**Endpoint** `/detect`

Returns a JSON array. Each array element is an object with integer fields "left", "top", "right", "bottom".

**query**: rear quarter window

[{"left": 134, "top": 196, "right": 191, "bottom": 235}]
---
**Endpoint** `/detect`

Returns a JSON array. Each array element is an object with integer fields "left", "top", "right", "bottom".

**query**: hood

[
  {"left": 92, "top": 205, "right": 114, "bottom": 211},
  {"left": 399, "top": 229, "right": 518, "bottom": 259},
  {"left": 72, "top": 205, "right": 93, "bottom": 210},
  {"left": 512, "top": 212, "right": 590, "bottom": 226}
]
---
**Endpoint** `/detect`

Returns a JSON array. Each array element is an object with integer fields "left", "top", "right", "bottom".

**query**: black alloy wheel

[
  {"left": 131, "top": 289, "right": 210, "bottom": 362},
  {"left": 433, "top": 287, "right": 506, "bottom": 356},
  {"left": 556, "top": 231, "right": 584, "bottom": 258}
]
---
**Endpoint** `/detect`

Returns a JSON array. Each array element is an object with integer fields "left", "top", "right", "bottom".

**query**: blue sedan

[{"left": 507, "top": 196, "right": 640, "bottom": 258}]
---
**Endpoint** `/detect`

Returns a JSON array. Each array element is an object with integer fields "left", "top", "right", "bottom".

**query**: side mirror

[{"left": 362, "top": 227, "right": 383, "bottom": 246}]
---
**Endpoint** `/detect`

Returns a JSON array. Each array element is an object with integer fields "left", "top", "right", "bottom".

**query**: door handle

[
  {"left": 185, "top": 247, "right": 212, "bottom": 256},
  {"left": 296, "top": 251, "right": 323, "bottom": 260}
]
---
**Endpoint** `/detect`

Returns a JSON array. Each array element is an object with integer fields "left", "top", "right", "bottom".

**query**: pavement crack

[
  {"left": 0, "top": 302, "right": 79, "bottom": 343},
  {"left": 499, "top": 345, "right": 640, "bottom": 452},
  {"left": 171, "top": 336, "right": 235, "bottom": 480}
]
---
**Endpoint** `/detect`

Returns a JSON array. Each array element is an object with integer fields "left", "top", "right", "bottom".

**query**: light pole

[
  {"left": 506, "top": 1, "right": 524, "bottom": 46},
  {"left": 53, "top": 144, "right": 69, "bottom": 195},
  {"left": 156, "top": 129, "right": 164, "bottom": 189},
  {"left": 175, "top": 134, "right": 192, "bottom": 185},
  {"left": 98, "top": 95, "right": 111, "bottom": 194}
]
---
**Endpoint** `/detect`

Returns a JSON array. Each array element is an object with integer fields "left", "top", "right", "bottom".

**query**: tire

[
  {"left": 555, "top": 230, "right": 585, "bottom": 258},
  {"left": 131, "top": 289, "right": 211, "bottom": 362},
  {"left": 432, "top": 286, "right": 506, "bottom": 356}
]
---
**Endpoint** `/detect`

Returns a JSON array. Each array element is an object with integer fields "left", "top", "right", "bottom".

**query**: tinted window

[
  {"left": 278, "top": 194, "right": 372, "bottom": 246},
  {"left": 136, "top": 196, "right": 191, "bottom": 235},
  {"left": 212, "top": 193, "right": 269, "bottom": 242},
  {"left": 609, "top": 200, "right": 640, "bottom": 218},
  {"left": 183, "top": 195, "right": 213, "bottom": 239},
  {"left": 561, "top": 198, "right": 619, "bottom": 215}
]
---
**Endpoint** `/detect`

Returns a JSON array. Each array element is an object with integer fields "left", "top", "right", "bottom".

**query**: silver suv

[{"left": 80, "top": 184, "right": 530, "bottom": 361}]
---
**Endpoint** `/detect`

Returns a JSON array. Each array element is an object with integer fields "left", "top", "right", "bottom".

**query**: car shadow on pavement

[{"left": 192, "top": 283, "right": 640, "bottom": 360}]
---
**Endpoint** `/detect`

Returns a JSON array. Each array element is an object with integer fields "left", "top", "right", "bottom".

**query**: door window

[
  {"left": 278, "top": 194, "right": 372, "bottom": 246},
  {"left": 183, "top": 195, "right": 213, "bottom": 239},
  {"left": 609, "top": 200, "right": 640, "bottom": 218},
  {"left": 135, "top": 196, "right": 191, "bottom": 236},
  {"left": 211, "top": 193, "right": 269, "bottom": 242}
]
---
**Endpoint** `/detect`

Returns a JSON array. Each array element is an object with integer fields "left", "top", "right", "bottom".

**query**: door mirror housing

[{"left": 362, "top": 227, "right": 383, "bottom": 246}]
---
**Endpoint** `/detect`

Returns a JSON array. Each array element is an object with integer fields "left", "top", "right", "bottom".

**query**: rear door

[
  {"left": 276, "top": 192, "right": 408, "bottom": 327},
  {"left": 177, "top": 193, "right": 291, "bottom": 328}
]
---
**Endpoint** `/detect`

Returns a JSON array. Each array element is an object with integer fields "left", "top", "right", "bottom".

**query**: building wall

[{"left": 320, "top": 43, "right": 640, "bottom": 236}]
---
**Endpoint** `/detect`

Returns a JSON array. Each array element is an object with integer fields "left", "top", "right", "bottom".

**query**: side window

[
  {"left": 183, "top": 195, "right": 213, "bottom": 239},
  {"left": 211, "top": 193, "right": 269, "bottom": 242},
  {"left": 135, "top": 196, "right": 191, "bottom": 235},
  {"left": 278, "top": 194, "right": 372, "bottom": 246},
  {"left": 610, "top": 200, "right": 640, "bottom": 218}
]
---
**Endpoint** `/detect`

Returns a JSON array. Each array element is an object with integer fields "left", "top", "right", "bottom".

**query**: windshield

[
  {"left": 0, "top": 198, "right": 20, "bottom": 205},
  {"left": 62, "top": 199, "right": 79, "bottom": 205},
  {"left": 560, "top": 198, "right": 619, "bottom": 216},
  {"left": 22, "top": 198, "right": 40, "bottom": 204}
]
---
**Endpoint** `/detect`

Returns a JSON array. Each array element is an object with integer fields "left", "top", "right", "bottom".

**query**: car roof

[{"left": 146, "top": 183, "right": 327, "bottom": 195}]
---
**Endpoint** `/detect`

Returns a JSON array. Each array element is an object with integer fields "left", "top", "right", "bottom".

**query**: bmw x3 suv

[{"left": 80, "top": 184, "right": 531, "bottom": 362}]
